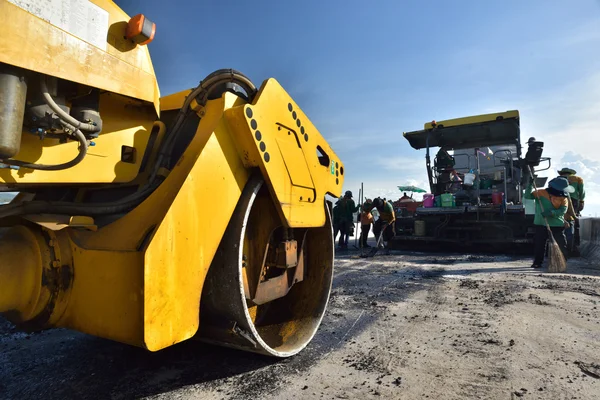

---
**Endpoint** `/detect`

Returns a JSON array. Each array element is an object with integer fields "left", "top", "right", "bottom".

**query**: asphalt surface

[{"left": 1, "top": 247, "right": 600, "bottom": 399}]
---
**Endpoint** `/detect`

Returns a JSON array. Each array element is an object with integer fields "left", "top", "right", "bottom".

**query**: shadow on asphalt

[
  {"left": 3, "top": 249, "right": 597, "bottom": 400},
  {"left": 0, "top": 255, "right": 435, "bottom": 400}
]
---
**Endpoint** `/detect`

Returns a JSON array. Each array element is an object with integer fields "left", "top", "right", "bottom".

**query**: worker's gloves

[{"left": 579, "top": 201, "right": 585, "bottom": 212}]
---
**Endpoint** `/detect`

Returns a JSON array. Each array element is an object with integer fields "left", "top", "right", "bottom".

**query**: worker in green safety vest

[
  {"left": 524, "top": 176, "right": 573, "bottom": 268},
  {"left": 337, "top": 191, "right": 359, "bottom": 249}
]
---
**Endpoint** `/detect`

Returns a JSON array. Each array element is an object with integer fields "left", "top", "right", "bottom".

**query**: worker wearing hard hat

[
  {"left": 360, "top": 199, "right": 374, "bottom": 248},
  {"left": 371, "top": 197, "right": 396, "bottom": 255},
  {"left": 337, "top": 190, "right": 359, "bottom": 249},
  {"left": 524, "top": 176, "right": 573, "bottom": 268},
  {"left": 558, "top": 168, "right": 585, "bottom": 256},
  {"left": 558, "top": 168, "right": 585, "bottom": 211}
]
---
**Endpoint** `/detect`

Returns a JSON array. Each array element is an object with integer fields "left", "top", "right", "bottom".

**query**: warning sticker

[{"left": 8, "top": 0, "right": 109, "bottom": 51}]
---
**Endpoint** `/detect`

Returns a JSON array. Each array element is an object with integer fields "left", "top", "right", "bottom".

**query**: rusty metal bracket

[{"left": 252, "top": 231, "right": 307, "bottom": 305}]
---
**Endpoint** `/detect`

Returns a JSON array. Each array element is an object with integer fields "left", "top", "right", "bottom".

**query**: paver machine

[
  {"left": 0, "top": 0, "right": 344, "bottom": 357},
  {"left": 391, "top": 110, "right": 550, "bottom": 252}
]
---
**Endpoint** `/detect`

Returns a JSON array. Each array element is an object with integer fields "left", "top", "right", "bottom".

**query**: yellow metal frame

[
  {"left": 0, "top": 0, "right": 160, "bottom": 112},
  {"left": 225, "top": 78, "right": 344, "bottom": 227},
  {"left": 0, "top": 0, "right": 344, "bottom": 353},
  {"left": 0, "top": 0, "right": 160, "bottom": 184},
  {"left": 1, "top": 83, "right": 343, "bottom": 351},
  {"left": 423, "top": 110, "right": 520, "bottom": 130},
  {"left": 0, "top": 92, "right": 157, "bottom": 184}
]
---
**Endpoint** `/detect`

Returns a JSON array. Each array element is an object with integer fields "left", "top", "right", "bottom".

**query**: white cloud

[
  {"left": 377, "top": 156, "right": 425, "bottom": 172},
  {"left": 519, "top": 72, "right": 600, "bottom": 216}
]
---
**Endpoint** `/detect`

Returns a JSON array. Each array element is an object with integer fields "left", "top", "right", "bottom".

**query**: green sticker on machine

[{"left": 330, "top": 161, "right": 335, "bottom": 175}]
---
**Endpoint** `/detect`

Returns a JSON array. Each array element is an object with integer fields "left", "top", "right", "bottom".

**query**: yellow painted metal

[
  {"left": 160, "top": 90, "right": 193, "bottom": 112},
  {"left": 61, "top": 248, "right": 145, "bottom": 346},
  {"left": 142, "top": 95, "right": 250, "bottom": 350},
  {"left": 0, "top": 0, "right": 160, "bottom": 113},
  {"left": 0, "top": 226, "right": 45, "bottom": 320},
  {"left": 0, "top": 2, "right": 343, "bottom": 352},
  {"left": 0, "top": 92, "right": 156, "bottom": 184},
  {"left": 225, "top": 78, "right": 344, "bottom": 227},
  {"left": 21, "top": 93, "right": 249, "bottom": 350},
  {"left": 0, "top": 84, "right": 340, "bottom": 351},
  {"left": 423, "top": 110, "right": 520, "bottom": 130}
]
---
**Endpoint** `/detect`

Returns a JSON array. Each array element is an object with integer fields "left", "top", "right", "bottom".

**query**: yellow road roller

[{"left": 0, "top": 0, "right": 344, "bottom": 357}]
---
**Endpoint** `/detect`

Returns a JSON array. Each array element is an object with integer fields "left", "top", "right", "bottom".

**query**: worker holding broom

[
  {"left": 371, "top": 197, "right": 396, "bottom": 255},
  {"left": 524, "top": 176, "right": 573, "bottom": 269}
]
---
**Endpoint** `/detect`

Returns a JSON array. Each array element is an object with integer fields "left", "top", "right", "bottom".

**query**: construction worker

[
  {"left": 399, "top": 192, "right": 412, "bottom": 202},
  {"left": 558, "top": 168, "right": 585, "bottom": 254},
  {"left": 564, "top": 191, "right": 578, "bottom": 256},
  {"left": 524, "top": 176, "right": 573, "bottom": 268},
  {"left": 360, "top": 199, "right": 374, "bottom": 248},
  {"left": 332, "top": 199, "right": 341, "bottom": 243},
  {"left": 371, "top": 197, "right": 396, "bottom": 255},
  {"left": 337, "top": 190, "right": 359, "bottom": 249}
]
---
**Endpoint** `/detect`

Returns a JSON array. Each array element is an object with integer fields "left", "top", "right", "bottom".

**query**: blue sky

[{"left": 120, "top": 0, "right": 600, "bottom": 215}]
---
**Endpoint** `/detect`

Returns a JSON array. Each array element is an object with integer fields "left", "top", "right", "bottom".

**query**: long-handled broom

[
  {"left": 361, "top": 223, "right": 387, "bottom": 258},
  {"left": 529, "top": 167, "right": 567, "bottom": 273}
]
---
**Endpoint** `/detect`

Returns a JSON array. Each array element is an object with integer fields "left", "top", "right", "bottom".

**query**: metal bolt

[{"left": 52, "top": 261, "right": 60, "bottom": 267}]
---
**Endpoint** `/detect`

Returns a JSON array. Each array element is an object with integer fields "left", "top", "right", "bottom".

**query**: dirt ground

[{"left": 1, "top": 249, "right": 600, "bottom": 400}]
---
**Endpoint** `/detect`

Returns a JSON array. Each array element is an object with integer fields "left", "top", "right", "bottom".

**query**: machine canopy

[{"left": 403, "top": 110, "right": 520, "bottom": 150}]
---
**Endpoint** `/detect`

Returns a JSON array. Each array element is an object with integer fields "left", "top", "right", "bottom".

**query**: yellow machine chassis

[
  {"left": 0, "top": 0, "right": 344, "bottom": 355},
  {"left": 0, "top": 81, "right": 343, "bottom": 352}
]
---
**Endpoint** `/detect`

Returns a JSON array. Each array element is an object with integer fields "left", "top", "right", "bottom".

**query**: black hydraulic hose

[
  {"left": 150, "top": 69, "right": 257, "bottom": 181},
  {"left": 0, "top": 69, "right": 257, "bottom": 218},
  {"left": 0, "top": 179, "right": 162, "bottom": 219},
  {"left": 2, "top": 129, "right": 88, "bottom": 170}
]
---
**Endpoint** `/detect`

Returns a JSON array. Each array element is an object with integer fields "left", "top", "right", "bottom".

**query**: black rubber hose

[
  {"left": 150, "top": 69, "right": 257, "bottom": 181},
  {"left": 1, "top": 129, "right": 88, "bottom": 170},
  {"left": 0, "top": 179, "right": 161, "bottom": 218},
  {"left": 0, "top": 69, "right": 257, "bottom": 217}
]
